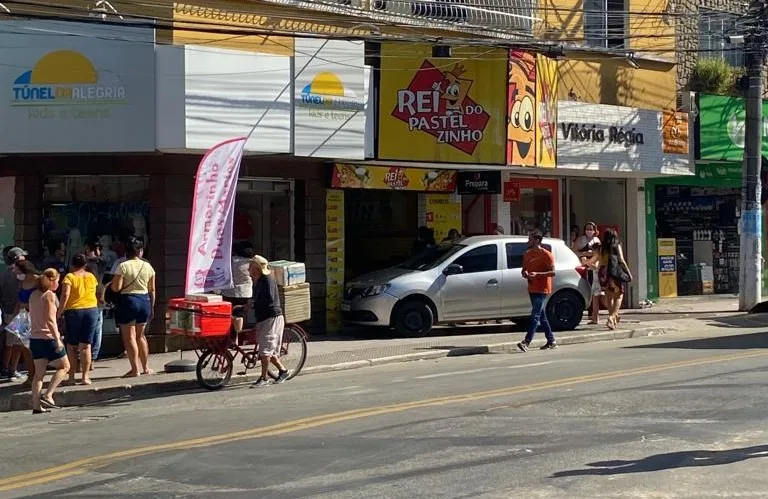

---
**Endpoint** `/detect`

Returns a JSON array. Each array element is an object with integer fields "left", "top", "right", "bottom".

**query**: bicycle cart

[{"left": 168, "top": 297, "right": 308, "bottom": 390}]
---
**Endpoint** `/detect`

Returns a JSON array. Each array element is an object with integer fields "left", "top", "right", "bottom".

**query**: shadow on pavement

[
  {"left": 552, "top": 444, "right": 768, "bottom": 477},
  {"left": 624, "top": 331, "right": 768, "bottom": 350},
  {"left": 698, "top": 313, "right": 768, "bottom": 329}
]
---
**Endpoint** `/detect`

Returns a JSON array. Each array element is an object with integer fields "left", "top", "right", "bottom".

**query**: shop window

[
  {"left": 42, "top": 176, "right": 150, "bottom": 271},
  {"left": 453, "top": 244, "right": 498, "bottom": 273}
]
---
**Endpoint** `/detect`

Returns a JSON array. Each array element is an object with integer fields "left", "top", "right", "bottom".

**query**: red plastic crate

[{"left": 168, "top": 298, "right": 232, "bottom": 337}]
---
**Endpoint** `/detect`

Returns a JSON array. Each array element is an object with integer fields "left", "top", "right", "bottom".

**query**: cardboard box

[
  {"left": 279, "top": 282, "right": 311, "bottom": 323},
  {"left": 271, "top": 261, "right": 307, "bottom": 287}
]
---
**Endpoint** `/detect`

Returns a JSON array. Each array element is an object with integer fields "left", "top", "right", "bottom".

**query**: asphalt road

[{"left": 2, "top": 323, "right": 768, "bottom": 499}]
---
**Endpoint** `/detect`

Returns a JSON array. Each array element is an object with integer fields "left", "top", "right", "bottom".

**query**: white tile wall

[{"left": 556, "top": 102, "right": 692, "bottom": 176}]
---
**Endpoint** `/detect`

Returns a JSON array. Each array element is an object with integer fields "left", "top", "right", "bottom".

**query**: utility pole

[{"left": 738, "top": 0, "right": 767, "bottom": 311}]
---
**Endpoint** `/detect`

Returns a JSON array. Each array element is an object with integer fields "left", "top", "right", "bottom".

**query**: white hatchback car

[{"left": 343, "top": 235, "right": 592, "bottom": 337}]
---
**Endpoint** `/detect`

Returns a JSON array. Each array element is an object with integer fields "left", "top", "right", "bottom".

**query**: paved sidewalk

[{"left": 0, "top": 314, "right": 709, "bottom": 412}]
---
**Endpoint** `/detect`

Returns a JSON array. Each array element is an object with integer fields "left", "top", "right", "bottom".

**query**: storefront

[
  {"left": 325, "top": 163, "right": 459, "bottom": 331},
  {"left": 456, "top": 171, "right": 501, "bottom": 236},
  {"left": 553, "top": 101, "right": 693, "bottom": 307},
  {"left": 645, "top": 94, "right": 768, "bottom": 299},
  {"left": 3, "top": 27, "right": 365, "bottom": 347},
  {"left": 646, "top": 164, "right": 741, "bottom": 297}
]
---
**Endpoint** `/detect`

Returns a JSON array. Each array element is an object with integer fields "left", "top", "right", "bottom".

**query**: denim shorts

[
  {"left": 29, "top": 338, "right": 66, "bottom": 361},
  {"left": 64, "top": 307, "right": 100, "bottom": 346},
  {"left": 115, "top": 294, "right": 151, "bottom": 326}
]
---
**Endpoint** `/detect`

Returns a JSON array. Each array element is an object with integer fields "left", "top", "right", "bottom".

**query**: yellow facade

[{"left": 539, "top": 0, "right": 677, "bottom": 111}]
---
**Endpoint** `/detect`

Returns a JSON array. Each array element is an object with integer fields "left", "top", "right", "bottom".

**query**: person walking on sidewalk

[
  {"left": 28, "top": 268, "right": 70, "bottom": 414},
  {"left": 518, "top": 231, "right": 557, "bottom": 352},
  {"left": 598, "top": 228, "right": 632, "bottom": 330},
  {"left": 249, "top": 255, "right": 289, "bottom": 388}
]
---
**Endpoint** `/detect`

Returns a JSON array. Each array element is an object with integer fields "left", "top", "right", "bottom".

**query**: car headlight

[{"left": 361, "top": 284, "right": 391, "bottom": 297}]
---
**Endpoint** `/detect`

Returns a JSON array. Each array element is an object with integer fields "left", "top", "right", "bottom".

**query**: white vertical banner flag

[{"left": 185, "top": 137, "right": 247, "bottom": 295}]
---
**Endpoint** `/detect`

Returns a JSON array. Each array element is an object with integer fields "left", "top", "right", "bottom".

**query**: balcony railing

[{"left": 257, "top": 0, "right": 538, "bottom": 38}]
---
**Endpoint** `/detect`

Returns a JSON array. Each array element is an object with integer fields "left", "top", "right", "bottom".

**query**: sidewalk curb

[{"left": 3, "top": 325, "right": 671, "bottom": 412}]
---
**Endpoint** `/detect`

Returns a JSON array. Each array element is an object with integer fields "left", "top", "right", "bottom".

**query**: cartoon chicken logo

[
  {"left": 508, "top": 51, "right": 537, "bottom": 166},
  {"left": 432, "top": 64, "right": 471, "bottom": 115}
]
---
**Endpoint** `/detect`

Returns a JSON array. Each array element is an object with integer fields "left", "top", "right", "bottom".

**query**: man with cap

[
  {"left": 0, "top": 246, "right": 27, "bottom": 379},
  {"left": 248, "top": 255, "right": 290, "bottom": 387}
]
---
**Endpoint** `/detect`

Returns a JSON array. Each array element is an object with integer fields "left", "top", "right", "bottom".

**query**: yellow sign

[
  {"left": 332, "top": 164, "right": 457, "bottom": 192},
  {"left": 657, "top": 238, "right": 677, "bottom": 298},
  {"left": 326, "top": 189, "right": 345, "bottom": 333},
  {"left": 378, "top": 43, "right": 507, "bottom": 164},
  {"left": 425, "top": 194, "right": 462, "bottom": 242}
]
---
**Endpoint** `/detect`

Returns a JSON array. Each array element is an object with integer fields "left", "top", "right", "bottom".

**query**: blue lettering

[{"left": 12, "top": 86, "right": 22, "bottom": 99}]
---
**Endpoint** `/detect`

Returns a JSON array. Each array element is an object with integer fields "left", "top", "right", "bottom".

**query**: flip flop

[{"left": 41, "top": 398, "right": 60, "bottom": 409}]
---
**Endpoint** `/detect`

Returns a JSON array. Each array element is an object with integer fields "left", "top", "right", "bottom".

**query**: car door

[
  {"left": 439, "top": 243, "right": 502, "bottom": 321},
  {"left": 501, "top": 242, "right": 531, "bottom": 317}
]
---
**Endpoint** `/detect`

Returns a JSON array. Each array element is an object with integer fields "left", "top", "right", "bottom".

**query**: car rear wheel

[
  {"left": 392, "top": 298, "right": 434, "bottom": 337},
  {"left": 546, "top": 290, "right": 584, "bottom": 331}
]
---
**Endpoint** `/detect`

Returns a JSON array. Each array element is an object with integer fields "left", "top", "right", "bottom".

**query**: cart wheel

[
  {"left": 196, "top": 348, "right": 233, "bottom": 390},
  {"left": 268, "top": 324, "right": 308, "bottom": 381}
]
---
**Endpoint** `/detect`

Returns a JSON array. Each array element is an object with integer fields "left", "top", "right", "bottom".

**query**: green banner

[{"left": 699, "top": 94, "right": 768, "bottom": 161}]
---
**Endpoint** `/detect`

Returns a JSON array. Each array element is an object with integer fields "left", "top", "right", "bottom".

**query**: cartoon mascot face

[
  {"left": 433, "top": 64, "right": 471, "bottom": 114},
  {"left": 508, "top": 51, "right": 537, "bottom": 165}
]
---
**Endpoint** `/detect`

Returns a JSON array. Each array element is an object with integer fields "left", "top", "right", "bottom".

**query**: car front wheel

[
  {"left": 546, "top": 290, "right": 584, "bottom": 331},
  {"left": 392, "top": 298, "right": 434, "bottom": 337}
]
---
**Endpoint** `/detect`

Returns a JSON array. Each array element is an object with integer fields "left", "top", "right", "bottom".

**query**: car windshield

[{"left": 397, "top": 243, "right": 465, "bottom": 271}]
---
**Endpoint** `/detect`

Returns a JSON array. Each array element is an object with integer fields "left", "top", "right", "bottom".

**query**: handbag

[
  {"left": 105, "top": 262, "right": 146, "bottom": 305},
  {"left": 608, "top": 254, "right": 632, "bottom": 283},
  {"left": 5, "top": 310, "right": 31, "bottom": 348}
]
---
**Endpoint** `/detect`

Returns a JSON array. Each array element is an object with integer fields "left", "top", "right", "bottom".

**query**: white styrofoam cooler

[{"left": 270, "top": 261, "right": 307, "bottom": 287}]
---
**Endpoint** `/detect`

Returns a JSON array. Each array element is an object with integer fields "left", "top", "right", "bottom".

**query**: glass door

[{"left": 507, "top": 178, "right": 560, "bottom": 238}]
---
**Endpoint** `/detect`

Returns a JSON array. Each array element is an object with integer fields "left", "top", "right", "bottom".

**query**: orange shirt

[{"left": 523, "top": 247, "right": 555, "bottom": 294}]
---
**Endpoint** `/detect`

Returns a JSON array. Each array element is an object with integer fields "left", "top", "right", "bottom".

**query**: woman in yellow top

[
  {"left": 110, "top": 237, "right": 156, "bottom": 378},
  {"left": 57, "top": 253, "right": 99, "bottom": 385}
]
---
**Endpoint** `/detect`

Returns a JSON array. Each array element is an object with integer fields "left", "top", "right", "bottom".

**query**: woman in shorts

[
  {"left": 249, "top": 255, "right": 289, "bottom": 388},
  {"left": 28, "top": 268, "right": 70, "bottom": 414},
  {"left": 110, "top": 237, "right": 156, "bottom": 378},
  {"left": 57, "top": 254, "right": 99, "bottom": 385}
]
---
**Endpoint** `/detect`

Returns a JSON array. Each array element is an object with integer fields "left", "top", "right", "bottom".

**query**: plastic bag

[{"left": 5, "top": 310, "right": 31, "bottom": 348}]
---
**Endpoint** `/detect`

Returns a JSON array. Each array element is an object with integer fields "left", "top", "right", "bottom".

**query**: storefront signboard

[
  {"left": 425, "top": 194, "right": 462, "bottom": 241},
  {"left": 156, "top": 45, "right": 291, "bottom": 153},
  {"left": 0, "top": 20, "right": 156, "bottom": 153},
  {"left": 331, "top": 164, "right": 457, "bottom": 192},
  {"left": 378, "top": 43, "right": 507, "bottom": 164},
  {"left": 698, "top": 94, "right": 768, "bottom": 161},
  {"left": 456, "top": 171, "right": 502, "bottom": 195},
  {"left": 556, "top": 101, "right": 691, "bottom": 175},
  {"left": 325, "top": 189, "right": 345, "bottom": 333},
  {"left": 657, "top": 238, "right": 678, "bottom": 298},
  {"left": 507, "top": 51, "right": 558, "bottom": 168},
  {"left": 294, "top": 39, "right": 367, "bottom": 159},
  {"left": 662, "top": 111, "right": 689, "bottom": 155}
]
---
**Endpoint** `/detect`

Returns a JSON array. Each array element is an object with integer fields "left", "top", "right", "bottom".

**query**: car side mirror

[{"left": 443, "top": 263, "right": 464, "bottom": 276}]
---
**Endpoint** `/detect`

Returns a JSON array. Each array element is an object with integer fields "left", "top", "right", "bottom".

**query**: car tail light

[{"left": 575, "top": 265, "right": 589, "bottom": 279}]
